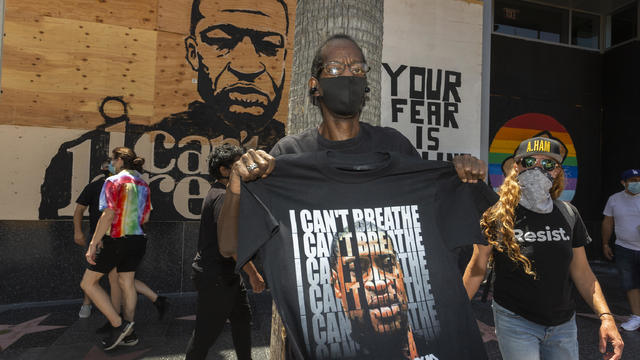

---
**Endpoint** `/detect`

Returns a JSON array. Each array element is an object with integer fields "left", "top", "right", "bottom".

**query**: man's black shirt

[
  {"left": 76, "top": 178, "right": 105, "bottom": 235},
  {"left": 270, "top": 122, "right": 419, "bottom": 158},
  {"left": 193, "top": 181, "right": 237, "bottom": 278}
]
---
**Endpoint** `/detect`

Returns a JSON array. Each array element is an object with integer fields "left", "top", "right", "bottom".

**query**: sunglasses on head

[{"left": 519, "top": 156, "right": 558, "bottom": 172}]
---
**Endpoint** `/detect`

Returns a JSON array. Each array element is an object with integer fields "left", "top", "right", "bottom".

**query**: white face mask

[{"left": 518, "top": 167, "right": 554, "bottom": 214}]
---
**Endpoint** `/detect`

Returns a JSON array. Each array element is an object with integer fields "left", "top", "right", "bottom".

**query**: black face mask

[{"left": 318, "top": 76, "right": 367, "bottom": 116}]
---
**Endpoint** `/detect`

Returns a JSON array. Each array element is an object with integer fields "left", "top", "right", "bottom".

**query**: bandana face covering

[{"left": 518, "top": 167, "right": 554, "bottom": 214}]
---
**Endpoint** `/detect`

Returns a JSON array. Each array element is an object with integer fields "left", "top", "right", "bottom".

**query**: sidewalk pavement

[{"left": 1, "top": 262, "right": 640, "bottom": 359}]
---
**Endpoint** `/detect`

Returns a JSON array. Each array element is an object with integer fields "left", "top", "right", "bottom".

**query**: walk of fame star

[{"left": 0, "top": 314, "right": 66, "bottom": 351}]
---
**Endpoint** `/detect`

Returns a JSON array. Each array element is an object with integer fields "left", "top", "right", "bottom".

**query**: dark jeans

[
  {"left": 185, "top": 271, "right": 252, "bottom": 360},
  {"left": 615, "top": 245, "right": 640, "bottom": 291}
]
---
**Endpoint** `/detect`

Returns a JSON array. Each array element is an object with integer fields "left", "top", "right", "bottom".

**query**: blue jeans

[{"left": 492, "top": 301, "right": 578, "bottom": 360}]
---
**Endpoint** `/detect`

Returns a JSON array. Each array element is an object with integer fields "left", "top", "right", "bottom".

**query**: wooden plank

[
  {"left": 5, "top": 0, "right": 158, "bottom": 31},
  {"left": 152, "top": 31, "right": 199, "bottom": 122},
  {"left": 0, "top": 16, "right": 157, "bottom": 128},
  {"left": 277, "top": 0, "right": 296, "bottom": 126},
  {"left": 157, "top": 0, "right": 191, "bottom": 35}
]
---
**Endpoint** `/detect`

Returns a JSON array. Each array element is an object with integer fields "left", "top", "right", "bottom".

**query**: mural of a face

[
  {"left": 331, "top": 231, "right": 409, "bottom": 337},
  {"left": 185, "top": 0, "right": 288, "bottom": 132}
]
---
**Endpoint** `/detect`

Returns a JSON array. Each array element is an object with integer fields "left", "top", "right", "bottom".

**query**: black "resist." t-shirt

[
  {"left": 237, "top": 151, "right": 494, "bottom": 360},
  {"left": 493, "top": 204, "right": 591, "bottom": 326}
]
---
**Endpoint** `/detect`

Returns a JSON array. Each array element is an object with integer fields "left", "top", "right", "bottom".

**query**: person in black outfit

[
  {"left": 74, "top": 159, "right": 111, "bottom": 318},
  {"left": 185, "top": 144, "right": 266, "bottom": 360}
]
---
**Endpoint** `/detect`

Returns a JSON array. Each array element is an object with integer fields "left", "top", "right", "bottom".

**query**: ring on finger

[{"left": 246, "top": 163, "right": 259, "bottom": 171}]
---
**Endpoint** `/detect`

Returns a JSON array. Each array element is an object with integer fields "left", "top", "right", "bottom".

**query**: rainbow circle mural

[{"left": 488, "top": 113, "right": 578, "bottom": 201}]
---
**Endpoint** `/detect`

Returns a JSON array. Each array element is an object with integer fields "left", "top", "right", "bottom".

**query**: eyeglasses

[
  {"left": 321, "top": 61, "right": 370, "bottom": 77},
  {"left": 519, "top": 156, "right": 558, "bottom": 172}
]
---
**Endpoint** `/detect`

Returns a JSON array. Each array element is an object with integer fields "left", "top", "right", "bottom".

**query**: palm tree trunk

[
  {"left": 269, "top": 1, "right": 384, "bottom": 359},
  {"left": 286, "top": 0, "right": 384, "bottom": 135}
]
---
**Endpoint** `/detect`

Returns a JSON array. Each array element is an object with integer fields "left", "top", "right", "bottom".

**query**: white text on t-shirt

[{"left": 514, "top": 226, "right": 570, "bottom": 243}]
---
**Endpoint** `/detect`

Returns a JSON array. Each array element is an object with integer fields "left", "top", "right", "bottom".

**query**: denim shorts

[
  {"left": 492, "top": 301, "right": 578, "bottom": 360},
  {"left": 615, "top": 245, "right": 640, "bottom": 291}
]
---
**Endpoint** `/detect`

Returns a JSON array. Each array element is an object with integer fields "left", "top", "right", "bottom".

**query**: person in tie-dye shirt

[
  {"left": 98, "top": 163, "right": 151, "bottom": 238},
  {"left": 81, "top": 147, "right": 151, "bottom": 351}
]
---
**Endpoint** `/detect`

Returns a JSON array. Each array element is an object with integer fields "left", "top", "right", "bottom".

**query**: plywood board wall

[{"left": 0, "top": 0, "right": 296, "bottom": 221}]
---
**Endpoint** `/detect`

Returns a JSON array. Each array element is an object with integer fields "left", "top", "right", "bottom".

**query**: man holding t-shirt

[
  {"left": 218, "top": 34, "right": 485, "bottom": 259},
  {"left": 217, "top": 34, "right": 488, "bottom": 359}
]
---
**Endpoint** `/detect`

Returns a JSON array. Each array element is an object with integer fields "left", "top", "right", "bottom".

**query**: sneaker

[
  {"left": 120, "top": 331, "right": 139, "bottom": 346},
  {"left": 102, "top": 320, "right": 134, "bottom": 351},
  {"left": 621, "top": 315, "right": 640, "bottom": 331},
  {"left": 96, "top": 321, "right": 112, "bottom": 334},
  {"left": 154, "top": 296, "right": 168, "bottom": 320},
  {"left": 78, "top": 304, "right": 92, "bottom": 319}
]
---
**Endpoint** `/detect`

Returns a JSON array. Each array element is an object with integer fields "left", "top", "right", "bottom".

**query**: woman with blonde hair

[{"left": 463, "top": 136, "right": 623, "bottom": 360}]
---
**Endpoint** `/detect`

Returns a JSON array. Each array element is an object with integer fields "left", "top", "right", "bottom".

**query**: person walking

[
  {"left": 463, "top": 137, "right": 624, "bottom": 360},
  {"left": 80, "top": 147, "right": 151, "bottom": 350},
  {"left": 185, "top": 144, "right": 265, "bottom": 360},
  {"left": 602, "top": 168, "right": 640, "bottom": 331},
  {"left": 74, "top": 160, "right": 167, "bottom": 322}
]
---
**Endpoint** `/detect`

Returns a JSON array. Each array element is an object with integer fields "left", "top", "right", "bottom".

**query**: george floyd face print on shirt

[{"left": 289, "top": 205, "right": 440, "bottom": 360}]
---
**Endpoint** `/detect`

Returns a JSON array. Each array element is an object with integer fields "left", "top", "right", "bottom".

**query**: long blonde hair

[{"left": 482, "top": 164, "right": 566, "bottom": 277}]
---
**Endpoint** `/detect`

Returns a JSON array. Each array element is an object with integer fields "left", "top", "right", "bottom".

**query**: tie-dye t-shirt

[{"left": 99, "top": 169, "right": 151, "bottom": 237}]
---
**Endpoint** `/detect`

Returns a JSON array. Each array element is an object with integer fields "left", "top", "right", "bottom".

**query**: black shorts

[{"left": 87, "top": 235, "right": 147, "bottom": 274}]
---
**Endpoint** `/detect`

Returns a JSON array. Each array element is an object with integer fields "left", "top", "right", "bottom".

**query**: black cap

[{"left": 514, "top": 137, "right": 564, "bottom": 164}]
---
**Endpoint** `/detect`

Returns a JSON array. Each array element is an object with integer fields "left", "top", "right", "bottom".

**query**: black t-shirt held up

[
  {"left": 493, "top": 204, "right": 591, "bottom": 326},
  {"left": 237, "top": 151, "right": 494, "bottom": 360}
]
